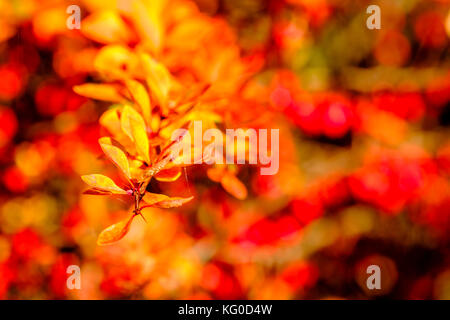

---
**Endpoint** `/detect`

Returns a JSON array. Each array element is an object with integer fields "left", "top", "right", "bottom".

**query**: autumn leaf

[
  {"left": 141, "top": 192, "right": 170, "bottom": 205},
  {"left": 158, "top": 121, "right": 192, "bottom": 159},
  {"left": 73, "top": 83, "right": 126, "bottom": 103},
  {"left": 140, "top": 53, "right": 171, "bottom": 115},
  {"left": 144, "top": 153, "right": 172, "bottom": 178},
  {"left": 94, "top": 45, "right": 138, "bottom": 80},
  {"left": 150, "top": 113, "right": 161, "bottom": 133},
  {"left": 83, "top": 188, "right": 114, "bottom": 196},
  {"left": 159, "top": 108, "right": 220, "bottom": 140},
  {"left": 120, "top": 106, "right": 143, "bottom": 139},
  {"left": 221, "top": 172, "right": 248, "bottom": 200},
  {"left": 155, "top": 196, "right": 193, "bottom": 208},
  {"left": 149, "top": 136, "right": 166, "bottom": 147},
  {"left": 98, "top": 136, "right": 132, "bottom": 155},
  {"left": 130, "top": 0, "right": 164, "bottom": 53},
  {"left": 207, "top": 167, "right": 225, "bottom": 182},
  {"left": 154, "top": 196, "right": 193, "bottom": 208},
  {"left": 177, "top": 83, "right": 211, "bottom": 105},
  {"left": 99, "top": 109, "right": 138, "bottom": 156},
  {"left": 142, "top": 192, "right": 193, "bottom": 208},
  {"left": 207, "top": 166, "right": 246, "bottom": 200},
  {"left": 97, "top": 214, "right": 135, "bottom": 245},
  {"left": 81, "top": 174, "right": 129, "bottom": 194},
  {"left": 81, "top": 11, "right": 135, "bottom": 44},
  {"left": 144, "top": 134, "right": 190, "bottom": 178},
  {"left": 124, "top": 79, "right": 152, "bottom": 125},
  {"left": 120, "top": 105, "right": 150, "bottom": 164},
  {"left": 99, "top": 137, "right": 132, "bottom": 182},
  {"left": 100, "top": 108, "right": 122, "bottom": 137},
  {"left": 165, "top": 145, "right": 214, "bottom": 168},
  {"left": 154, "top": 167, "right": 181, "bottom": 182}
]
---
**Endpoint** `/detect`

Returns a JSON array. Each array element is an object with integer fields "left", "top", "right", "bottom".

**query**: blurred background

[{"left": 0, "top": 0, "right": 449, "bottom": 299}]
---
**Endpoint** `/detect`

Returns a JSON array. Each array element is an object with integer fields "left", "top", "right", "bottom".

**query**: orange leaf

[
  {"left": 82, "top": 188, "right": 113, "bottom": 196},
  {"left": 154, "top": 196, "right": 193, "bottom": 208},
  {"left": 179, "top": 83, "right": 211, "bottom": 105},
  {"left": 99, "top": 138, "right": 132, "bottom": 182},
  {"left": 144, "top": 154, "right": 172, "bottom": 178},
  {"left": 221, "top": 173, "right": 247, "bottom": 200},
  {"left": 120, "top": 106, "right": 150, "bottom": 164},
  {"left": 97, "top": 215, "right": 135, "bottom": 245},
  {"left": 155, "top": 167, "right": 181, "bottom": 182},
  {"left": 142, "top": 192, "right": 171, "bottom": 205},
  {"left": 81, "top": 174, "right": 128, "bottom": 194},
  {"left": 158, "top": 121, "right": 192, "bottom": 159},
  {"left": 144, "top": 136, "right": 188, "bottom": 177},
  {"left": 82, "top": 11, "right": 135, "bottom": 44},
  {"left": 143, "top": 193, "right": 193, "bottom": 208},
  {"left": 73, "top": 83, "right": 125, "bottom": 103},
  {"left": 207, "top": 167, "right": 226, "bottom": 182}
]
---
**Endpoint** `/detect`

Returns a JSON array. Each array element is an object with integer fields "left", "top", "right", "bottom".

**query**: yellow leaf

[
  {"left": 155, "top": 167, "right": 181, "bottom": 182},
  {"left": 120, "top": 106, "right": 144, "bottom": 140},
  {"left": 130, "top": 166, "right": 146, "bottom": 182},
  {"left": 130, "top": 0, "right": 165, "bottom": 53},
  {"left": 142, "top": 192, "right": 171, "bottom": 205},
  {"left": 140, "top": 53, "right": 171, "bottom": 115},
  {"left": 158, "top": 121, "right": 192, "bottom": 158},
  {"left": 150, "top": 113, "right": 161, "bottom": 132},
  {"left": 98, "top": 136, "right": 133, "bottom": 155},
  {"left": 100, "top": 110, "right": 137, "bottom": 155},
  {"left": 98, "top": 136, "right": 115, "bottom": 145},
  {"left": 124, "top": 79, "right": 152, "bottom": 125},
  {"left": 143, "top": 127, "right": 191, "bottom": 178},
  {"left": 100, "top": 108, "right": 122, "bottom": 136},
  {"left": 81, "top": 11, "right": 135, "bottom": 44},
  {"left": 94, "top": 45, "right": 138, "bottom": 80},
  {"left": 144, "top": 154, "right": 172, "bottom": 178},
  {"left": 120, "top": 106, "right": 150, "bottom": 164},
  {"left": 154, "top": 196, "right": 193, "bottom": 208},
  {"left": 81, "top": 174, "right": 129, "bottom": 194},
  {"left": 97, "top": 215, "right": 135, "bottom": 245},
  {"left": 221, "top": 173, "right": 247, "bottom": 200},
  {"left": 143, "top": 193, "right": 193, "bottom": 208},
  {"left": 73, "top": 83, "right": 125, "bottom": 103},
  {"left": 99, "top": 138, "right": 132, "bottom": 181}
]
